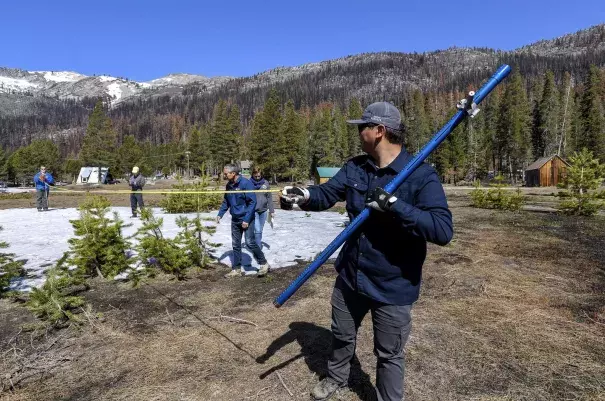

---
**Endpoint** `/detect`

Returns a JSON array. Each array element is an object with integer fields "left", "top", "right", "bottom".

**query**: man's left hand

[
  {"left": 241, "top": 222, "right": 249, "bottom": 229},
  {"left": 365, "top": 187, "right": 398, "bottom": 212}
]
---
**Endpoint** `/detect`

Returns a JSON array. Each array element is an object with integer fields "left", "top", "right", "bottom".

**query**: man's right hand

[
  {"left": 216, "top": 216, "right": 221, "bottom": 224},
  {"left": 280, "top": 186, "right": 310, "bottom": 209}
]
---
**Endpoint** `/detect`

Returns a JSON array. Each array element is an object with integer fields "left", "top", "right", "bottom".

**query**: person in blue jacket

[
  {"left": 216, "top": 163, "right": 269, "bottom": 278},
  {"left": 33, "top": 166, "right": 55, "bottom": 212},
  {"left": 281, "top": 102, "right": 453, "bottom": 401}
]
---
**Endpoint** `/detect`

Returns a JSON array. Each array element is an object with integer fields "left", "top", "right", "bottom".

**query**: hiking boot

[
  {"left": 37, "top": 208, "right": 42, "bottom": 212},
  {"left": 257, "top": 264, "right": 269, "bottom": 277},
  {"left": 224, "top": 269, "right": 242, "bottom": 278},
  {"left": 311, "top": 377, "right": 343, "bottom": 401}
]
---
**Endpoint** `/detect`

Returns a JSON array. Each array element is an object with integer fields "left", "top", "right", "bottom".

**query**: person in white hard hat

[{"left": 129, "top": 166, "right": 146, "bottom": 217}]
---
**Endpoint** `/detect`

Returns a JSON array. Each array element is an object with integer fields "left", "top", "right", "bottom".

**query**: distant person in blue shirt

[
  {"left": 216, "top": 163, "right": 269, "bottom": 278},
  {"left": 280, "top": 102, "right": 453, "bottom": 401},
  {"left": 33, "top": 166, "right": 55, "bottom": 212}
]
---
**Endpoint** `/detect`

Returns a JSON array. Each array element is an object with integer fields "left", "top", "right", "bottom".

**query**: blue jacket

[
  {"left": 301, "top": 149, "right": 453, "bottom": 305},
  {"left": 34, "top": 172, "right": 55, "bottom": 191},
  {"left": 217, "top": 176, "right": 257, "bottom": 223}
]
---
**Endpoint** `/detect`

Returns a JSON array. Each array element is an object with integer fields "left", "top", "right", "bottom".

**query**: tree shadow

[{"left": 256, "top": 321, "right": 376, "bottom": 401}]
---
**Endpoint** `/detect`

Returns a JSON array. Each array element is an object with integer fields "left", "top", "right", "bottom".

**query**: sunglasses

[{"left": 358, "top": 123, "right": 379, "bottom": 132}]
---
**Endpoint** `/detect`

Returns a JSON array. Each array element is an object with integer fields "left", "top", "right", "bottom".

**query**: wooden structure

[
  {"left": 314, "top": 167, "right": 340, "bottom": 185},
  {"left": 525, "top": 155, "right": 569, "bottom": 187}
]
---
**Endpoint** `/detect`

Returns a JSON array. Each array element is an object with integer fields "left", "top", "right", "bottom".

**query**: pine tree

[
  {"left": 6, "top": 140, "right": 61, "bottom": 184},
  {"left": 282, "top": 100, "right": 308, "bottom": 181},
  {"left": 174, "top": 215, "right": 217, "bottom": 269},
  {"left": 447, "top": 121, "right": 468, "bottom": 184},
  {"left": 483, "top": 87, "right": 502, "bottom": 174},
  {"left": 80, "top": 101, "right": 118, "bottom": 179},
  {"left": 0, "top": 226, "right": 23, "bottom": 297},
  {"left": 135, "top": 208, "right": 189, "bottom": 280},
  {"left": 209, "top": 100, "right": 231, "bottom": 173},
  {"left": 26, "top": 262, "right": 87, "bottom": 326},
  {"left": 250, "top": 89, "right": 283, "bottom": 181},
  {"left": 117, "top": 135, "right": 143, "bottom": 176},
  {"left": 497, "top": 72, "right": 532, "bottom": 181},
  {"left": 559, "top": 148, "right": 605, "bottom": 215},
  {"left": 0, "top": 148, "right": 8, "bottom": 181},
  {"left": 578, "top": 65, "right": 605, "bottom": 160},
  {"left": 226, "top": 104, "right": 242, "bottom": 163},
  {"left": 67, "top": 196, "right": 131, "bottom": 279},
  {"left": 558, "top": 72, "right": 574, "bottom": 157},
  {"left": 535, "top": 71, "right": 560, "bottom": 157},
  {"left": 347, "top": 98, "right": 363, "bottom": 158},
  {"left": 332, "top": 105, "right": 349, "bottom": 164},
  {"left": 311, "top": 105, "right": 338, "bottom": 168},
  {"left": 406, "top": 90, "right": 431, "bottom": 154}
]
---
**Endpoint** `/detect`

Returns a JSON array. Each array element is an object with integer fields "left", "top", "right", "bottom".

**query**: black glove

[
  {"left": 365, "top": 187, "right": 397, "bottom": 212},
  {"left": 280, "top": 186, "right": 310, "bottom": 210}
]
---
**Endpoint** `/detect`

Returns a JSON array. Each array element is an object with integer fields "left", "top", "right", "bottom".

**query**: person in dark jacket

[
  {"left": 250, "top": 168, "right": 275, "bottom": 249},
  {"left": 281, "top": 102, "right": 453, "bottom": 401},
  {"left": 33, "top": 166, "right": 54, "bottom": 211},
  {"left": 216, "top": 164, "right": 270, "bottom": 278},
  {"left": 129, "top": 166, "right": 145, "bottom": 217}
]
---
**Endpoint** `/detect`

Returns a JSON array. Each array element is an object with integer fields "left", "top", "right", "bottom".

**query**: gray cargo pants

[
  {"left": 327, "top": 277, "right": 412, "bottom": 401},
  {"left": 36, "top": 190, "right": 49, "bottom": 210}
]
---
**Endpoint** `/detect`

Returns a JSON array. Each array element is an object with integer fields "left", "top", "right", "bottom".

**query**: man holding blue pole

[
  {"left": 281, "top": 102, "right": 453, "bottom": 401},
  {"left": 33, "top": 166, "right": 54, "bottom": 212}
]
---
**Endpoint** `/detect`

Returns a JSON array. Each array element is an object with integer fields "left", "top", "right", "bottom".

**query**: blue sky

[{"left": 1, "top": 0, "right": 603, "bottom": 81}]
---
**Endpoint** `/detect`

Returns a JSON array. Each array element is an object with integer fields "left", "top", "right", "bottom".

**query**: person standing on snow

[
  {"left": 129, "top": 166, "right": 145, "bottom": 217},
  {"left": 216, "top": 164, "right": 270, "bottom": 278},
  {"left": 33, "top": 166, "right": 54, "bottom": 212},
  {"left": 280, "top": 102, "right": 453, "bottom": 401}
]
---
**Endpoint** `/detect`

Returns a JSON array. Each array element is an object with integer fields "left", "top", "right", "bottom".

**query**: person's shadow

[
  {"left": 256, "top": 322, "right": 376, "bottom": 401},
  {"left": 217, "top": 250, "right": 253, "bottom": 270}
]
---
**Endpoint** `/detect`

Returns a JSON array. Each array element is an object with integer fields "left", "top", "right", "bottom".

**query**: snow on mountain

[
  {"left": 106, "top": 82, "right": 123, "bottom": 101},
  {"left": 31, "top": 71, "right": 87, "bottom": 83},
  {"left": 0, "top": 76, "right": 38, "bottom": 92},
  {"left": 99, "top": 75, "right": 117, "bottom": 82},
  {"left": 145, "top": 73, "right": 232, "bottom": 89},
  {"left": 0, "top": 67, "right": 233, "bottom": 106},
  {"left": 147, "top": 73, "right": 204, "bottom": 86}
]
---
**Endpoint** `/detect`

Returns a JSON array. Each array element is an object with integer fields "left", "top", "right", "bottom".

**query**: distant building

[
  {"left": 525, "top": 155, "right": 570, "bottom": 187},
  {"left": 239, "top": 160, "right": 252, "bottom": 177},
  {"left": 314, "top": 167, "right": 341, "bottom": 185},
  {"left": 77, "top": 167, "right": 110, "bottom": 184}
]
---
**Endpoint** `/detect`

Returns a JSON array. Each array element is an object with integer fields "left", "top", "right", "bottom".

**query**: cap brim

[{"left": 346, "top": 119, "right": 366, "bottom": 125}]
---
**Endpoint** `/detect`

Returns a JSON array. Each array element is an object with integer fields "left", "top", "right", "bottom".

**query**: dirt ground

[{"left": 0, "top": 190, "right": 604, "bottom": 401}]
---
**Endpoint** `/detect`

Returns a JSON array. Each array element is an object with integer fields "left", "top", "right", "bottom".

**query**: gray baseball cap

[{"left": 346, "top": 101, "right": 401, "bottom": 130}]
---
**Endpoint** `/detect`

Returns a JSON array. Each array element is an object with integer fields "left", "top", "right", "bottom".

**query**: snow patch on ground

[
  {"left": 0, "top": 207, "right": 347, "bottom": 291},
  {"left": 0, "top": 188, "right": 35, "bottom": 193}
]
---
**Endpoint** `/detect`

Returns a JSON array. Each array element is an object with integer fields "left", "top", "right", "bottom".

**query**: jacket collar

[{"left": 362, "top": 148, "right": 411, "bottom": 173}]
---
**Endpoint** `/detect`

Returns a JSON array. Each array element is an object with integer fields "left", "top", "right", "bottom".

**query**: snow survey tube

[{"left": 273, "top": 64, "right": 512, "bottom": 308}]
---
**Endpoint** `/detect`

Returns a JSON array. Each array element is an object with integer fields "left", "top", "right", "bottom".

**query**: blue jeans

[
  {"left": 254, "top": 211, "right": 268, "bottom": 249},
  {"left": 231, "top": 217, "right": 267, "bottom": 269}
]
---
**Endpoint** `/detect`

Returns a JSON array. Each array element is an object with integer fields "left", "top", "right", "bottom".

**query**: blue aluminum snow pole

[{"left": 274, "top": 64, "right": 512, "bottom": 308}]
